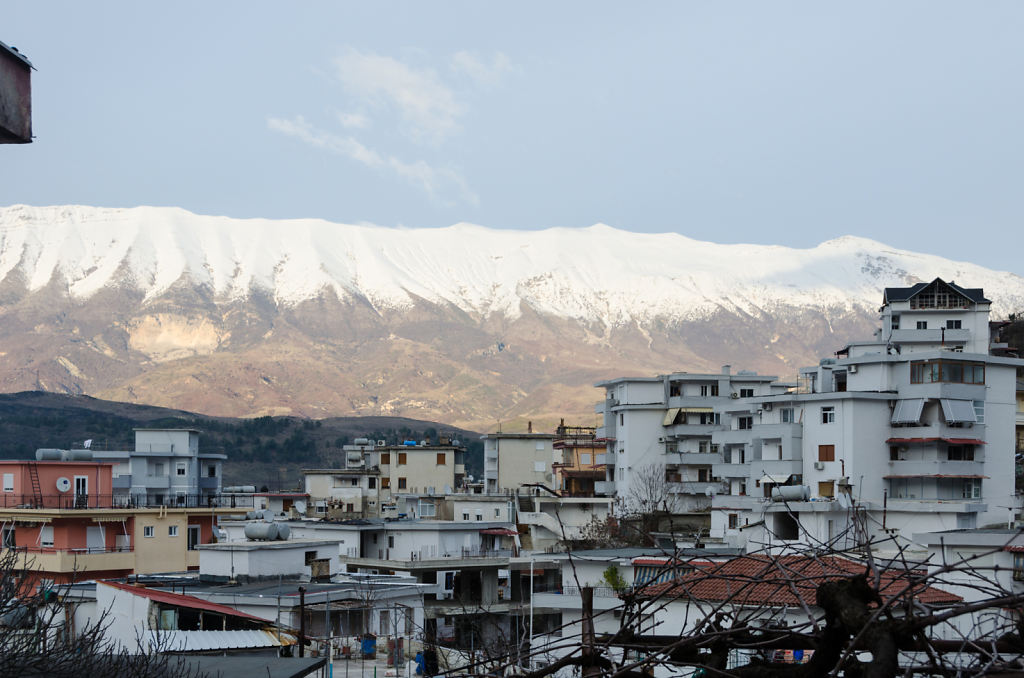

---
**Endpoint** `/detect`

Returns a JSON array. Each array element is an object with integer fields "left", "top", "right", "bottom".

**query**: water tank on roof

[
  {"left": 224, "top": 485, "right": 256, "bottom": 494},
  {"left": 68, "top": 450, "right": 93, "bottom": 461},
  {"left": 244, "top": 522, "right": 280, "bottom": 541},
  {"left": 771, "top": 485, "right": 810, "bottom": 502},
  {"left": 35, "top": 449, "right": 64, "bottom": 461},
  {"left": 354, "top": 438, "right": 370, "bottom": 446},
  {"left": 403, "top": 440, "right": 417, "bottom": 446},
  {"left": 276, "top": 523, "right": 290, "bottom": 540}
]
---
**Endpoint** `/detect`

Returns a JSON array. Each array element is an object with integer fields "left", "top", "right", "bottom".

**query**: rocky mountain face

[{"left": 1, "top": 205, "right": 1022, "bottom": 431}]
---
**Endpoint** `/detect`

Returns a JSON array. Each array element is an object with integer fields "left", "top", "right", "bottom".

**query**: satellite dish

[
  {"left": 294, "top": 500, "right": 307, "bottom": 514},
  {"left": 56, "top": 477, "right": 71, "bottom": 493}
]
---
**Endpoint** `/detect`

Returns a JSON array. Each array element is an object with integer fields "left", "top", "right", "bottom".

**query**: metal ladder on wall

[{"left": 27, "top": 462, "right": 43, "bottom": 507}]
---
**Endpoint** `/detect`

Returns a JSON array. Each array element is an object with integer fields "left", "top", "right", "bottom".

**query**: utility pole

[
  {"left": 299, "top": 586, "right": 307, "bottom": 658},
  {"left": 528, "top": 556, "right": 535, "bottom": 669},
  {"left": 326, "top": 590, "right": 333, "bottom": 678}
]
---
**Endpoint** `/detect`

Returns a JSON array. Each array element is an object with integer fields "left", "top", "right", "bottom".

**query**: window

[
  {"left": 818, "top": 481, "right": 835, "bottom": 498},
  {"left": 961, "top": 479, "right": 982, "bottom": 499},
  {"left": 910, "top": 360, "right": 985, "bottom": 384},
  {"left": 739, "top": 388, "right": 754, "bottom": 398},
  {"left": 381, "top": 477, "right": 391, "bottom": 489},
  {"left": 738, "top": 416, "right": 753, "bottom": 430},
  {"left": 207, "top": 465, "right": 217, "bottom": 478},
  {"left": 738, "top": 482, "right": 746, "bottom": 496},
  {"left": 419, "top": 501, "right": 436, "bottom": 517},
  {"left": 946, "top": 319, "right": 962, "bottom": 329},
  {"left": 398, "top": 452, "right": 407, "bottom": 465},
  {"left": 346, "top": 503, "right": 354, "bottom": 512},
  {"left": 176, "top": 462, "right": 187, "bottom": 476},
  {"left": 620, "top": 413, "right": 624, "bottom": 425},
  {"left": 916, "top": 321, "right": 928, "bottom": 330},
  {"left": 891, "top": 315, "right": 900, "bottom": 330},
  {"left": 1, "top": 526, "right": 14, "bottom": 548},
  {"left": 398, "top": 477, "right": 407, "bottom": 489},
  {"left": 154, "top": 462, "right": 164, "bottom": 476},
  {"left": 818, "top": 445, "right": 835, "bottom": 462},
  {"left": 700, "top": 384, "right": 718, "bottom": 397},
  {"left": 388, "top": 536, "right": 395, "bottom": 548},
  {"left": 168, "top": 525, "right": 178, "bottom": 537},
  {"left": 367, "top": 477, "right": 376, "bottom": 489},
  {"left": 973, "top": 401, "right": 985, "bottom": 424},
  {"left": 669, "top": 383, "right": 681, "bottom": 397},
  {"left": 947, "top": 446, "right": 975, "bottom": 461},
  {"left": 1014, "top": 553, "right": 1024, "bottom": 581},
  {"left": 821, "top": 407, "right": 835, "bottom": 424},
  {"left": 494, "top": 508, "right": 501, "bottom": 518},
  {"left": 316, "top": 504, "right": 327, "bottom": 514},
  {"left": 780, "top": 408, "right": 794, "bottom": 423},
  {"left": 728, "top": 514, "right": 738, "bottom": 530},
  {"left": 380, "top": 453, "right": 391, "bottom": 465},
  {"left": 581, "top": 453, "right": 591, "bottom": 465},
  {"left": 698, "top": 468, "right": 710, "bottom": 482},
  {"left": 40, "top": 526, "right": 54, "bottom": 548},
  {"left": 462, "top": 512, "right": 470, "bottom": 521},
  {"left": 2, "top": 473, "right": 12, "bottom": 493},
  {"left": 436, "top": 452, "right": 446, "bottom": 465},
  {"left": 890, "top": 446, "right": 901, "bottom": 461}
]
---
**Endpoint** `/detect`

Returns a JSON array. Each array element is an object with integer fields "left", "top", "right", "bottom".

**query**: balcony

[
  {"left": 111, "top": 474, "right": 132, "bottom": 489},
  {"left": 674, "top": 452, "right": 723, "bottom": 465},
  {"left": 750, "top": 459, "right": 802, "bottom": 479},
  {"left": 711, "top": 462, "right": 749, "bottom": 478},
  {"left": 890, "top": 328, "right": 970, "bottom": 345},
  {"left": 198, "top": 476, "right": 220, "bottom": 490},
  {"left": 0, "top": 493, "right": 254, "bottom": 510},
  {"left": 594, "top": 481, "right": 616, "bottom": 495},
  {"left": 752, "top": 423, "right": 802, "bottom": 440},
  {"left": 4, "top": 546, "right": 134, "bottom": 572},
  {"left": 883, "top": 460, "right": 986, "bottom": 477},
  {"left": 663, "top": 424, "right": 721, "bottom": 438},
  {"left": 667, "top": 481, "right": 727, "bottom": 496},
  {"left": 714, "top": 429, "right": 756, "bottom": 445}
]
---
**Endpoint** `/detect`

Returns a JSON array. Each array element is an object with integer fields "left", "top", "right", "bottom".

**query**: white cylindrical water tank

[
  {"left": 276, "top": 523, "right": 290, "bottom": 540},
  {"left": 244, "top": 522, "right": 280, "bottom": 540},
  {"left": 771, "top": 485, "right": 810, "bottom": 502},
  {"left": 35, "top": 449, "right": 64, "bottom": 461}
]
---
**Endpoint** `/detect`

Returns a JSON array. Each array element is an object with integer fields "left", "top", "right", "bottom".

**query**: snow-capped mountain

[{"left": 1, "top": 204, "right": 1021, "bottom": 429}]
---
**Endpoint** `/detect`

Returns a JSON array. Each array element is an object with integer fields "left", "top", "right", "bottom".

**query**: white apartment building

[
  {"left": 596, "top": 368, "right": 789, "bottom": 515},
  {"left": 706, "top": 279, "right": 1023, "bottom": 553},
  {"left": 598, "top": 279, "right": 1023, "bottom": 555},
  {"left": 481, "top": 429, "right": 558, "bottom": 494}
]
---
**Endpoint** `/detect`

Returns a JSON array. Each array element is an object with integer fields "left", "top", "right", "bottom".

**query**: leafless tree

[{"left": 0, "top": 549, "right": 208, "bottom": 678}]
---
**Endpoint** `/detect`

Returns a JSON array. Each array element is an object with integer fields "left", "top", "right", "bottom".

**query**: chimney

[
  {"left": 527, "top": 420, "right": 533, "bottom": 434},
  {"left": 722, "top": 365, "right": 731, "bottom": 375}
]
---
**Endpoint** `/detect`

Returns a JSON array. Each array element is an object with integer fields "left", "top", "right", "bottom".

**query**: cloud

[
  {"left": 449, "top": 51, "right": 517, "bottom": 86},
  {"left": 337, "top": 112, "right": 370, "bottom": 129},
  {"left": 268, "top": 116, "right": 478, "bottom": 207},
  {"left": 333, "top": 49, "right": 462, "bottom": 145}
]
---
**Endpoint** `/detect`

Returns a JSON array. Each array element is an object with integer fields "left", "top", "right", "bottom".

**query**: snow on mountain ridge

[{"left": 1, "top": 204, "right": 1021, "bottom": 323}]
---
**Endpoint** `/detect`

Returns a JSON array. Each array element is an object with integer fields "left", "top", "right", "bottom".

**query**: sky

[{"left": 4, "top": 2, "right": 1024, "bottom": 274}]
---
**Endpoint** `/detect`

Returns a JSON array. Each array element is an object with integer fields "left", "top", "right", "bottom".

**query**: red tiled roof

[
  {"left": 638, "top": 555, "right": 960, "bottom": 607},
  {"left": 100, "top": 581, "right": 266, "bottom": 622}
]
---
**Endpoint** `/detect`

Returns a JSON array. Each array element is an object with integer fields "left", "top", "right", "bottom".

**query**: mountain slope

[{"left": 1, "top": 205, "right": 1021, "bottom": 429}]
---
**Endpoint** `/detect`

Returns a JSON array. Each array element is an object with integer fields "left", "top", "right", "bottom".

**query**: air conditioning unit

[
  {"left": 730, "top": 392, "right": 739, "bottom": 399},
  {"left": 813, "top": 461, "right": 825, "bottom": 471},
  {"left": 658, "top": 437, "right": 667, "bottom": 443},
  {"left": 848, "top": 365, "right": 858, "bottom": 374}
]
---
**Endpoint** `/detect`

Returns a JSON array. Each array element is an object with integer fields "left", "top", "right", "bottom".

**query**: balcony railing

[
  {"left": 551, "top": 586, "right": 624, "bottom": 598},
  {"left": 0, "top": 493, "right": 254, "bottom": 510}
]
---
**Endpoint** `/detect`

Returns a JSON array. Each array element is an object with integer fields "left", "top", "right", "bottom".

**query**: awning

[
  {"left": 480, "top": 528, "right": 519, "bottom": 536},
  {"left": 891, "top": 398, "right": 925, "bottom": 424},
  {"left": 662, "top": 408, "right": 681, "bottom": 426},
  {"left": 945, "top": 438, "right": 986, "bottom": 445},
  {"left": 940, "top": 399, "right": 977, "bottom": 424},
  {"left": 681, "top": 407, "right": 714, "bottom": 414},
  {"left": 145, "top": 629, "right": 296, "bottom": 652},
  {"left": 759, "top": 474, "right": 791, "bottom": 485}
]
